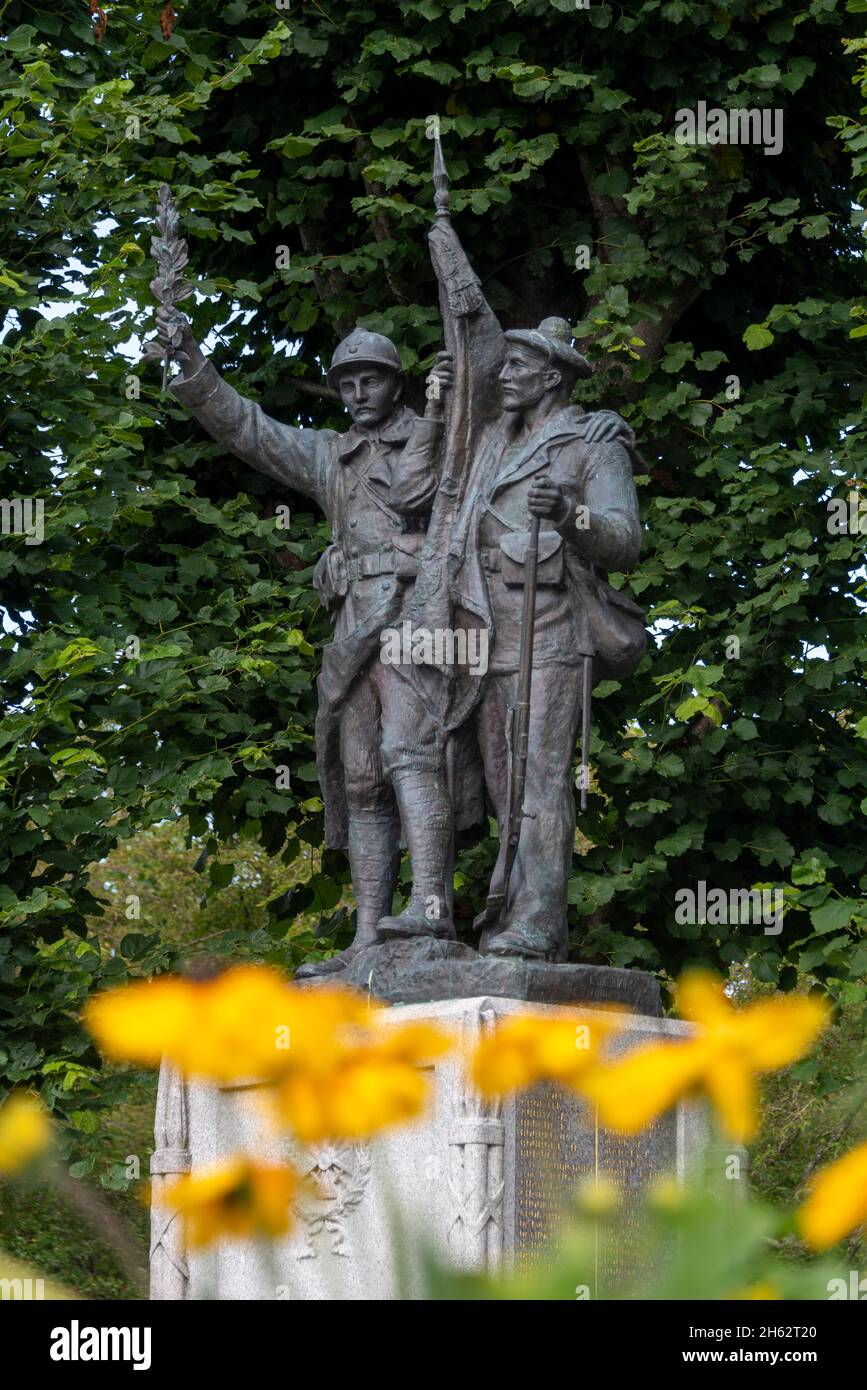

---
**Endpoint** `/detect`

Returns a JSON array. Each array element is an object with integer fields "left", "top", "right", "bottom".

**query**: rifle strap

[{"left": 345, "top": 461, "right": 405, "bottom": 529}]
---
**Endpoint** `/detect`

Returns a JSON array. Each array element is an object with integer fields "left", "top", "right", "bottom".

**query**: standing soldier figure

[
  {"left": 384, "top": 159, "right": 644, "bottom": 965},
  {"left": 458, "top": 316, "right": 644, "bottom": 961},
  {"left": 155, "top": 309, "right": 475, "bottom": 976}
]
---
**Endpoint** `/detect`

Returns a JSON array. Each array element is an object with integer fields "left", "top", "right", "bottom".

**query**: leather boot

[
  {"left": 295, "top": 809, "right": 400, "bottom": 977},
  {"left": 376, "top": 769, "right": 455, "bottom": 940},
  {"left": 481, "top": 921, "right": 568, "bottom": 963}
]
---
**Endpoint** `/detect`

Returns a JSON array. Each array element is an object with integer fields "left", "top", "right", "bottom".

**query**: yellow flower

[
  {"left": 84, "top": 966, "right": 341, "bottom": 1083},
  {"left": 273, "top": 1016, "right": 453, "bottom": 1143},
  {"left": 646, "top": 1176, "right": 686, "bottom": 1215},
  {"left": 0, "top": 1092, "right": 52, "bottom": 1174},
  {"left": 798, "top": 1140, "right": 867, "bottom": 1250},
  {"left": 584, "top": 1037, "right": 706, "bottom": 1134},
  {"left": 469, "top": 1011, "right": 621, "bottom": 1098},
  {"left": 573, "top": 1174, "right": 620, "bottom": 1217},
  {"left": 727, "top": 1281, "right": 780, "bottom": 1300},
  {"left": 86, "top": 969, "right": 450, "bottom": 1142},
  {"left": 586, "top": 971, "right": 829, "bottom": 1142},
  {"left": 163, "top": 1158, "right": 300, "bottom": 1248}
]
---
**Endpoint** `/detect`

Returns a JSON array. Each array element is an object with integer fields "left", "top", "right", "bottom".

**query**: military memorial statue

[
  {"left": 148, "top": 134, "right": 712, "bottom": 1307},
  {"left": 152, "top": 130, "right": 646, "bottom": 995}
]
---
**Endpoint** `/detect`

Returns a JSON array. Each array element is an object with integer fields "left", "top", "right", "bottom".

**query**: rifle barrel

[{"left": 508, "top": 514, "right": 539, "bottom": 833}]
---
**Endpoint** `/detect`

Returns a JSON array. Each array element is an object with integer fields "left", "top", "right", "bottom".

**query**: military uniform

[
  {"left": 171, "top": 331, "right": 468, "bottom": 960},
  {"left": 444, "top": 319, "right": 643, "bottom": 961}
]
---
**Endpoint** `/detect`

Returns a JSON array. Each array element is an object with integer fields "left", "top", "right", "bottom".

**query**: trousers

[{"left": 474, "top": 660, "right": 584, "bottom": 951}]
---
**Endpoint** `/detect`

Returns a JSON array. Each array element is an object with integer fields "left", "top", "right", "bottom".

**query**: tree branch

[
  {"left": 288, "top": 376, "right": 340, "bottom": 404},
  {"left": 297, "top": 221, "right": 353, "bottom": 339},
  {"left": 577, "top": 154, "right": 702, "bottom": 391},
  {"left": 355, "top": 136, "right": 411, "bottom": 308}
]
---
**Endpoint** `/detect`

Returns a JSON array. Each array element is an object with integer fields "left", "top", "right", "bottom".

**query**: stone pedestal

[
  {"left": 315, "top": 938, "right": 662, "bottom": 1014},
  {"left": 150, "top": 994, "right": 707, "bottom": 1300}
]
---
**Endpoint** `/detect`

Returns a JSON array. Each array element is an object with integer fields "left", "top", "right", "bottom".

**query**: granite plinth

[
  {"left": 302, "top": 938, "right": 661, "bottom": 1016},
  {"left": 150, "top": 995, "right": 706, "bottom": 1301}
]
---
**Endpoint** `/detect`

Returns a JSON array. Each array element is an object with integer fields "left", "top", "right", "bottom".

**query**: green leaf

[
  {"left": 743, "top": 324, "right": 774, "bottom": 350},
  {"left": 731, "top": 718, "right": 758, "bottom": 740},
  {"left": 810, "top": 900, "right": 854, "bottom": 935}
]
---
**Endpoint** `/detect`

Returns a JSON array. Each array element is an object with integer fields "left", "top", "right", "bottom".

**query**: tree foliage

[{"left": 1, "top": 0, "right": 865, "bottom": 1138}]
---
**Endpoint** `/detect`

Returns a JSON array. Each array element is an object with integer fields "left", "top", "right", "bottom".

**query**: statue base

[
  {"left": 150, "top": 993, "right": 706, "bottom": 1301},
  {"left": 302, "top": 937, "right": 661, "bottom": 1015}
]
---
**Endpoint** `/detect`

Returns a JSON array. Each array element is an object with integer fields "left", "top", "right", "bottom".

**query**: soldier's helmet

[
  {"left": 504, "top": 316, "right": 592, "bottom": 381},
  {"left": 327, "top": 327, "right": 403, "bottom": 388}
]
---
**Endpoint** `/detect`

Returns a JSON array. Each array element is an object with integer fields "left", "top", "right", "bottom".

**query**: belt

[
  {"left": 481, "top": 548, "right": 501, "bottom": 573},
  {"left": 348, "top": 551, "right": 396, "bottom": 580}
]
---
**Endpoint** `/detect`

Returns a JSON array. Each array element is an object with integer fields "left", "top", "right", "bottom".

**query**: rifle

[
  {"left": 580, "top": 651, "right": 592, "bottom": 813},
  {"left": 474, "top": 513, "right": 540, "bottom": 934}
]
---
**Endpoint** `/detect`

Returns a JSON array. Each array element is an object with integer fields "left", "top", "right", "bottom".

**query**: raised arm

[{"left": 156, "top": 308, "right": 332, "bottom": 508}]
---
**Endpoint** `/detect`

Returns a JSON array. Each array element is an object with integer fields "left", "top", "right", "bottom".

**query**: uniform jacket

[
  {"left": 172, "top": 362, "right": 487, "bottom": 847},
  {"left": 451, "top": 406, "right": 643, "bottom": 675}
]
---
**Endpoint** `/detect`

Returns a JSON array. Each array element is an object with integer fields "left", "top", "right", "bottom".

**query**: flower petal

[
  {"left": 705, "top": 1054, "right": 757, "bottom": 1143},
  {"left": 798, "top": 1140, "right": 867, "bottom": 1251},
  {"left": 736, "top": 993, "right": 830, "bottom": 1071},
  {"left": 589, "top": 1040, "right": 707, "bottom": 1133},
  {"left": 676, "top": 970, "right": 732, "bottom": 1028},
  {"left": 0, "top": 1092, "right": 52, "bottom": 1174}
]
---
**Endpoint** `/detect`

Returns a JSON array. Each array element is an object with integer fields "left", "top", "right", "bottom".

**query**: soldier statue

[
  {"left": 152, "top": 128, "right": 645, "bottom": 977},
  {"left": 378, "top": 134, "right": 645, "bottom": 965},
  {"left": 154, "top": 310, "right": 478, "bottom": 976}
]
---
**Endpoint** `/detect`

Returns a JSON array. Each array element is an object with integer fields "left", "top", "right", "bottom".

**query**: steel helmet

[{"left": 327, "top": 327, "right": 403, "bottom": 387}]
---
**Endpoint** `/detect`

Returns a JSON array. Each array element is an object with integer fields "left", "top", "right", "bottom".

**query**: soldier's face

[
  {"left": 499, "top": 347, "right": 561, "bottom": 412},
  {"left": 336, "top": 367, "right": 401, "bottom": 427}
]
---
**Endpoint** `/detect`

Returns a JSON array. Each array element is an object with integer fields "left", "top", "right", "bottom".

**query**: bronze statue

[
  {"left": 153, "top": 311, "right": 483, "bottom": 976},
  {"left": 152, "top": 130, "right": 645, "bottom": 978},
  {"left": 381, "top": 132, "right": 645, "bottom": 964}
]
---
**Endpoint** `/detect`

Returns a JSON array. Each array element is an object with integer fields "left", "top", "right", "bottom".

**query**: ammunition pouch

[
  {"left": 497, "top": 529, "right": 565, "bottom": 587},
  {"left": 313, "top": 544, "right": 349, "bottom": 609}
]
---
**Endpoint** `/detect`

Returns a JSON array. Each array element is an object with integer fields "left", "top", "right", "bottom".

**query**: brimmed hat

[
  {"left": 327, "top": 327, "right": 403, "bottom": 387},
  {"left": 503, "top": 317, "right": 591, "bottom": 380}
]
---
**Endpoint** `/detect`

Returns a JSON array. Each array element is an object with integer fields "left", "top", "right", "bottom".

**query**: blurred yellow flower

[
  {"left": 727, "top": 1281, "right": 780, "bottom": 1300},
  {"left": 646, "top": 1176, "right": 686, "bottom": 1215},
  {"left": 469, "top": 1011, "right": 621, "bottom": 1097},
  {"left": 84, "top": 966, "right": 365, "bottom": 1083},
  {"left": 0, "top": 1092, "right": 52, "bottom": 1174},
  {"left": 573, "top": 1174, "right": 620, "bottom": 1217},
  {"left": 273, "top": 1018, "right": 453, "bottom": 1143},
  {"left": 798, "top": 1140, "right": 867, "bottom": 1250},
  {"left": 585, "top": 971, "right": 829, "bottom": 1142},
  {"left": 164, "top": 1158, "right": 300, "bottom": 1248},
  {"left": 86, "top": 969, "right": 451, "bottom": 1142}
]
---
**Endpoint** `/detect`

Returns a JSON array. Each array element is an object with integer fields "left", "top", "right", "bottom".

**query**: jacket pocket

[{"left": 499, "top": 529, "right": 565, "bottom": 587}]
